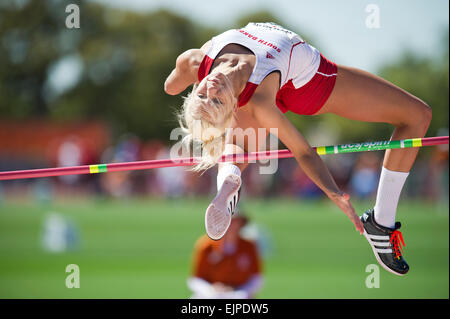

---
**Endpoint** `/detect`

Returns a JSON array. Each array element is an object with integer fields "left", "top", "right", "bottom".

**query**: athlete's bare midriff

[
  {"left": 211, "top": 44, "right": 255, "bottom": 74},
  {"left": 198, "top": 43, "right": 257, "bottom": 96},
  {"left": 215, "top": 44, "right": 283, "bottom": 90}
]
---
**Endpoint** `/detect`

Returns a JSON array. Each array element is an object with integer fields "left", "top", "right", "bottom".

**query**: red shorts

[{"left": 276, "top": 53, "right": 338, "bottom": 115}]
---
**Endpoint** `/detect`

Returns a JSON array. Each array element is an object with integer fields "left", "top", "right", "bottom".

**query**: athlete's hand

[{"left": 329, "top": 192, "right": 364, "bottom": 235}]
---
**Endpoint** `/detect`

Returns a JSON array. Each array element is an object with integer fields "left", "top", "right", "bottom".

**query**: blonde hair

[{"left": 177, "top": 76, "right": 237, "bottom": 171}]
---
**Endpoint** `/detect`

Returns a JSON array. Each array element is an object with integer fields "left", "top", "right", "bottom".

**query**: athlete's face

[{"left": 195, "top": 72, "right": 234, "bottom": 107}]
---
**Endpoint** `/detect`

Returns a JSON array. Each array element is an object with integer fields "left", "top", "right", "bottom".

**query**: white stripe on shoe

[
  {"left": 372, "top": 241, "right": 391, "bottom": 247},
  {"left": 374, "top": 248, "right": 393, "bottom": 254},
  {"left": 367, "top": 234, "right": 390, "bottom": 240},
  {"left": 367, "top": 234, "right": 392, "bottom": 252}
]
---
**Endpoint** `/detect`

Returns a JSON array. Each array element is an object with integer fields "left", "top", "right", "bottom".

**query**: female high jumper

[{"left": 164, "top": 22, "right": 431, "bottom": 276}]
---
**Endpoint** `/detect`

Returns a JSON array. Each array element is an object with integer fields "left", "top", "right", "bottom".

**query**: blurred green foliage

[
  {"left": 378, "top": 33, "right": 449, "bottom": 137},
  {"left": 0, "top": 0, "right": 448, "bottom": 143},
  {"left": 0, "top": 0, "right": 216, "bottom": 139}
]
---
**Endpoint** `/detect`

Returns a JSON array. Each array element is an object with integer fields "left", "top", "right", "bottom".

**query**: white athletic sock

[
  {"left": 217, "top": 164, "right": 241, "bottom": 191},
  {"left": 374, "top": 166, "right": 409, "bottom": 229}
]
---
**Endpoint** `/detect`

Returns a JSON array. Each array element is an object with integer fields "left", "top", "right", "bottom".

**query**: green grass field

[{"left": 0, "top": 196, "right": 448, "bottom": 298}]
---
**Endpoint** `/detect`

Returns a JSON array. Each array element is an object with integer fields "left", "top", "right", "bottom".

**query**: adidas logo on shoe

[{"left": 361, "top": 209, "right": 409, "bottom": 276}]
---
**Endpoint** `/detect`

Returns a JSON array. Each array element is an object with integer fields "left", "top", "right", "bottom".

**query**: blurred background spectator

[
  {"left": 349, "top": 152, "right": 381, "bottom": 199},
  {"left": 187, "top": 214, "right": 263, "bottom": 299},
  {"left": 41, "top": 212, "right": 80, "bottom": 253}
]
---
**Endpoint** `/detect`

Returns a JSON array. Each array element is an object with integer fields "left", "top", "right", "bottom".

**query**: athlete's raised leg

[
  {"left": 317, "top": 65, "right": 432, "bottom": 275},
  {"left": 206, "top": 106, "right": 268, "bottom": 240},
  {"left": 318, "top": 65, "right": 431, "bottom": 172}
]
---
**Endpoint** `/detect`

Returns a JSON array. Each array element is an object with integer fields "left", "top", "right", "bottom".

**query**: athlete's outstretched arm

[
  {"left": 248, "top": 74, "right": 364, "bottom": 234},
  {"left": 164, "top": 49, "right": 203, "bottom": 95},
  {"left": 221, "top": 106, "right": 269, "bottom": 173}
]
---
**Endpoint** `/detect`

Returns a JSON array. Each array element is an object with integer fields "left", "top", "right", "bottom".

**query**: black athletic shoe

[{"left": 361, "top": 209, "right": 409, "bottom": 276}]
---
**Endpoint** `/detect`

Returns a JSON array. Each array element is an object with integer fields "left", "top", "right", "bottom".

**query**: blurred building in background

[{"left": 0, "top": 119, "right": 110, "bottom": 198}]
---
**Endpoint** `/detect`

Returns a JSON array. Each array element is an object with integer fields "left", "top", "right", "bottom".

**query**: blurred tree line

[{"left": 0, "top": 0, "right": 448, "bottom": 145}]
